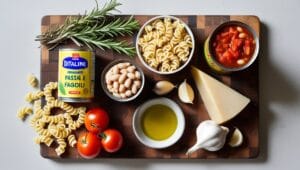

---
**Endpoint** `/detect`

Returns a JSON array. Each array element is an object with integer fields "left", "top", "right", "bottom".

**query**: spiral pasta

[
  {"left": 25, "top": 91, "right": 44, "bottom": 103},
  {"left": 18, "top": 80, "right": 87, "bottom": 156},
  {"left": 138, "top": 17, "right": 193, "bottom": 73},
  {"left": 55, "top": 138, "right": 67, "bottom": 156},
  {"left": 27, "top": 74, "right": 38, "bottom": 88},
  {"left": 34, "top": 136, "right": 54, "bottom": 147},
  {"left": 17, "top": 107, "right": 33, "bottom": 120},
  {"left": 68, "top": 134, "right": 77, "bottom": 147}
]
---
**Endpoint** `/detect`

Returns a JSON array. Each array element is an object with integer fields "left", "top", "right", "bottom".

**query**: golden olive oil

[{"left": 141, "top": 104, "right": 177, "bottom": 141}]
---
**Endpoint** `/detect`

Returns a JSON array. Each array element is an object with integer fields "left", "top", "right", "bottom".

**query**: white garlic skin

[
  {"left": 186, "top": 120, "right": 229, "bottom": 154},
  {"left": 178, "top": 79, "right": 194, "bottom": 104},
  {"left": 153, "top": 80, "right": 176, "bottom": 95}
]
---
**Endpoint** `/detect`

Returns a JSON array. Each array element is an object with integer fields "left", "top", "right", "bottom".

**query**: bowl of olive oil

[{"left": 132, "top": 98, "right": 185, "bottom": 148}]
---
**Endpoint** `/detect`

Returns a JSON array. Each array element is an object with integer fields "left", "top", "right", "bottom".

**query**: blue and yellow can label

[{"left": 58, "top": 49, "right": 94, "bottom": 100}]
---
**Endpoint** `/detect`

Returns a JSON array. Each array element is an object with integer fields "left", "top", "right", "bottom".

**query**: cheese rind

[{"left": 191, "top": 66, "right": 250, "bottom": 124}]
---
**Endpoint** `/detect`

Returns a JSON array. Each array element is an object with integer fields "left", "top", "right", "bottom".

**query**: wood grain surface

[{"left": 40, "top": 15, "right": 260, "bottom": 159}]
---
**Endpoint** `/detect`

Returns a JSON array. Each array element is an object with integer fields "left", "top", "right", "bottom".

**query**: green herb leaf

[{"left": 35, "top": 0, "right": 139, "bottom": 56}]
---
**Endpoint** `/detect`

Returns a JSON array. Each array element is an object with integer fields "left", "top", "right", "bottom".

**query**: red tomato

[
  {"left": 77, "top": 132, "right": 102, "bottom": 159},
  {"left": 85, "top": 108, "right": 109, "bottom": 134},
  {"left": 101, "top": 129, "right": 123, "bottom": 153}
]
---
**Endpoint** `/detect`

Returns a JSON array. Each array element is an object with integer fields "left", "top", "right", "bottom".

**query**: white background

[{"left": 1, "top": 0, "right": 300, "bottom": 169}]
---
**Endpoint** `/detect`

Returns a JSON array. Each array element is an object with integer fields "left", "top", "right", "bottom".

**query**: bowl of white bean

[
  {"left": 101, "top": 59, "right": 145, "bottom": 102},
  {"left": 136, "top": 15, "right": 195, "bottom": 75}
]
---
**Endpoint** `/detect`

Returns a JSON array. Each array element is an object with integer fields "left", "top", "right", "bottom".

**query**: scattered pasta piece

[
  {"left": 27, "top": 74, "right": 38, "bottom": 88},
  {"left": 25, "top": 91, "right": 44, "bottom": 103},
  {"left": 68, "top": 134, "right": 77, "bottom": 147},
  {"left": 55, "top": 138, "right": 67, "bottom": 156},
  {"left": 18, "top": 80, "right": 86, "bottom": 156},
  {"left": 17, "top": 107, "right": 33, "bottom": 120}
]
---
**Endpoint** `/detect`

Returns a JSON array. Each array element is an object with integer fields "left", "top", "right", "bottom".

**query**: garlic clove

[
  {"left": 178, "top": 79, "right": 194, "bottom": 104},
  {"left": 153, "top": 80, "right": 176, "bottom": 95},
  {"left": 228, "top": 128, "right": 243, "bottom": 147}
]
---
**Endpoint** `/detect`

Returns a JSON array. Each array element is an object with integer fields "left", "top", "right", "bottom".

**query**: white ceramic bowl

[
  {"left": 101, "top": 59, "right": 145, "bottom": 102},
  {"left": 132, "top": 98, "right": 185, "bottom": 148},
  {"left": 136, "top": 15, "right": 195, "bottom": 75}
]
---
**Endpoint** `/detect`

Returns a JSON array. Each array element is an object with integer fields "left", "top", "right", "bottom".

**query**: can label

[
  {"left": 204, "top": 38, "right": 226, "bottom": 73},
  {"left": 58, "top": 49, "right": 94, "bottom": 100}
]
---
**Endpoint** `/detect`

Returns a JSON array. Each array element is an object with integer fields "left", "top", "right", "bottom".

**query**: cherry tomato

[
  {"left": 85, "top": 108, "right": 109, "bottom": 134},
  {"left": 101, "top": 129, "right": 123, "bottom": 153},
  {"left": 77, "top": 132, "right": 102, "bottom": 159}
]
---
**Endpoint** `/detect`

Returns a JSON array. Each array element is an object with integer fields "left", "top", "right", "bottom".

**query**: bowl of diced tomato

[{"left": 207, "top": 21, "right": 259, "bottom": 72}]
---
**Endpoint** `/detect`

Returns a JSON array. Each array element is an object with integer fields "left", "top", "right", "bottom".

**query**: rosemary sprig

[{"left": 36, "top": 0, "right": 139, "bottom": 57}]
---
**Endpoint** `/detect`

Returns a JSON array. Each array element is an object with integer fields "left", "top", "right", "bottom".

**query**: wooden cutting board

[{"left": 40, "top": 15, "right": 260, "bottom": 159}]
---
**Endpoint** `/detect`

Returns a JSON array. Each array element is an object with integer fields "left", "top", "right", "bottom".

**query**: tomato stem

[
  {"left": 81, "top": 132, "right": 88, "bottom": 144},
  {"left": 99, "top": 133, "right": 106, "bottom": 139},
  {"left": 91, "top": 122, "right": 102, "bottom": 131}
]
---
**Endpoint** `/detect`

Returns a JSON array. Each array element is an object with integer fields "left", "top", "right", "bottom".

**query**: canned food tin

[
  {"left": 58, "top": 48, "right": 95, "bottom": 102},
  {"left": 204, "top": 21, "right": 259, "bottom": 74}
]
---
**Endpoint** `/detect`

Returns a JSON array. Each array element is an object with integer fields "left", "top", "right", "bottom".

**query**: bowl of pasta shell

[{"left": 136, "top": 15, "right": 195, "bottom": 75}]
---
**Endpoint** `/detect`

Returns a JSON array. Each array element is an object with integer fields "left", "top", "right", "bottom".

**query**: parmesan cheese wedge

[{"left": 191, "top": 66, "right": 250, "bottom": 124}]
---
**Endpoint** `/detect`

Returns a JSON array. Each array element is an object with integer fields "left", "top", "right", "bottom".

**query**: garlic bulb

[
  {"left": 228, "top": 128, "right": 243, "bottom": 147},
  {"left": 186, "top": 120, "right": 229, "bottom": 154},
  {"left": 153, "top": 80, "right": 176, "bottom": 95},
  {"left": 178, "top": 79, "right": 194, "bottom": 104}
]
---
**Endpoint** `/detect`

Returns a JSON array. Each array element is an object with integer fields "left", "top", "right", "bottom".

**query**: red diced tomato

[
  {"left": 222, "top": 43, "right": 229, "bottom": 49},
  {"left": 228, "top": 48, "right": 239, "bottom": 59},
  {"left": 223, "top": 50, "right": 232, "bottom": 59},
  {"left": 212, "top": 25, "right": 255, "bottom": 68},
  {"left": 221, "top": 32, "right": 229, "bottom": 37}
]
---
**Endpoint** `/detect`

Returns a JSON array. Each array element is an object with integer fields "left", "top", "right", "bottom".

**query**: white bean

[
  {"left": 134, "top": 80, "right": 141, "bottom": 88},
  {"left": 118, "top": 73, "right": 127, "bottom": 84},
  {"left": 125, "top": 90, "right": 132, "bottom": 97},
  {"left": 110, "top": 74, "right": 120, "bottom": 81},
  {"left": 124, "top": 62, "right": 131, "bottom": 67},
  {"left": 119, "top": 84, "right": 126, "bottom": 93},
  {"left": 131, "top": 84, "right": 138, "bottom": 94},
  {"left": 134, "top": 71, "right": 141, "bottom": 79},
  {"left": 127, "top": 73, "right": 135, "bottom": 79},
  {"left": 113, "top": 88, "right": 119, "bottom": 93},
  {"left": 106, "top": 78, "right": 112, "bottom": 85},
  {"left": 124, "top": 78, "right": 132, "bottom": 88},
  {"left": 105, "top": 71, "right": 112, "bottom": 80},
  {"left": 237, "top": 59, "right": 245, "bottom": 65},
  {"left": 237, "top": 26, "right": 243, "bottom": 32},
  {"left": 238, "top": 33, "right": 246, "bottom": 38},
  {"left": 120, "top": 68, "right": 127, "bottom": 74},
  {"left": 127, "top": 66, "right": 136, "bottom": 73},
  {"left": 113, "top": 81, "right": 119, "bottom": 90},
  {"left": 117, "top": 63, "right": 127, "bottom": 69},
  {"left": 112, "top": 66, "right": 120, "bottom": 74},
  {"left": 107, "top": 84, "right": 113, "bottom": 92},
  {"left": 120, "top": 93, "right": 126, "bottom": 99}
]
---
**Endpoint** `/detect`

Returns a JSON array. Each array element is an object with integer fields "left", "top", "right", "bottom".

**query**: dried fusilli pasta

[
  {"left": 17, "top": 107, "right": 33, "bottom": 120},
  {"left": 138, "top": 17, "right": 193, "bottom": 73},
  {"left": 68, "top": 134, "right": 77, "bottom": 147},
  {"left": 27, "top": 74, "right": 38, "bottom": 88},
  {"left": 18, "top": 80, "right": 87, "bottom": 156},
  {"left": 55, "top": 138, "right": 67, "bottom": 156}
]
